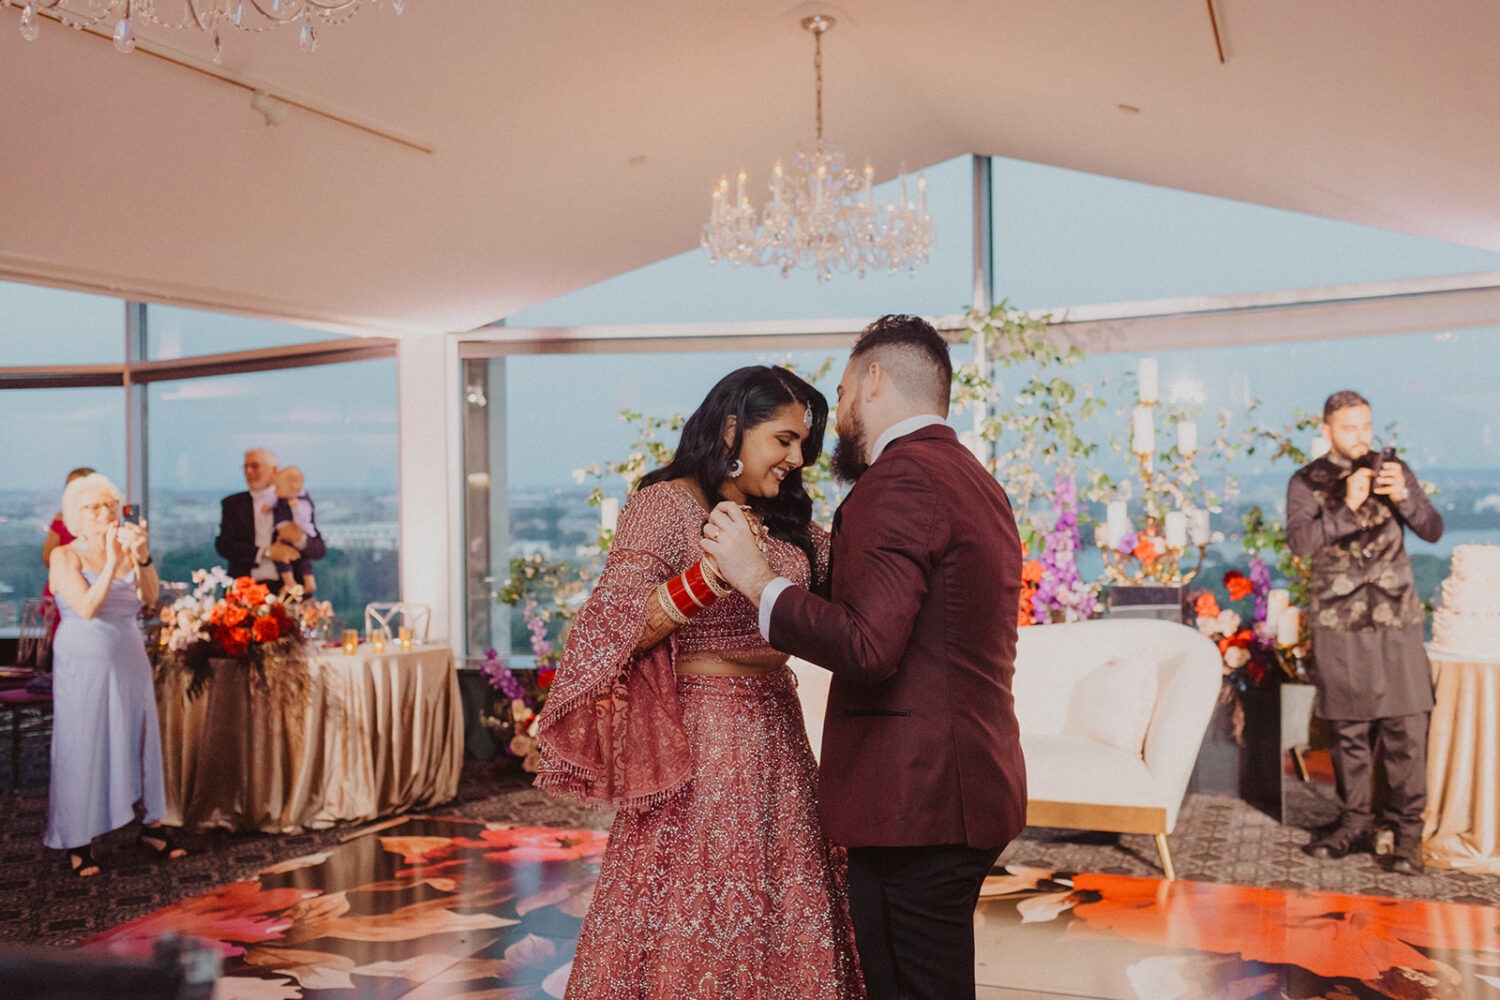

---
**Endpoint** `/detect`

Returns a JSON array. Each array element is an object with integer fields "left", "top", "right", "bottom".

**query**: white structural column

[{"left": 397, "top": 333, "right": 454, "bottom": 643}]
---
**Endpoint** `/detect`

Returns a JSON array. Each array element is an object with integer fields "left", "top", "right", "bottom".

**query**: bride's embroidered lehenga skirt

[{"left": 565, "top": 668, "right": 863, "bottom": 999}]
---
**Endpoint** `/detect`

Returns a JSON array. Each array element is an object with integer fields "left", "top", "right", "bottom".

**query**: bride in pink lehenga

[{"left": 536, "top": 365, "right": 863, "bottom": 999}]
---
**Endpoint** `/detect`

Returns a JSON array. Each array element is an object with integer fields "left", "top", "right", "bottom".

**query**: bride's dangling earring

[{"left": 728, "top": 458, "right": 744, "bottom": 478}]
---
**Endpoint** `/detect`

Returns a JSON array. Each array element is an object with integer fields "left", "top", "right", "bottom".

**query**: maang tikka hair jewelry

[{"left": 804, "top": 403, "right": 814, "bottom": 428}]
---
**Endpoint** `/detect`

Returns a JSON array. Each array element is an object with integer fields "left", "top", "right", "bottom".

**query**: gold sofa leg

[{"left": 1154, "top": 833, "right": 1176, "bottom": 881}]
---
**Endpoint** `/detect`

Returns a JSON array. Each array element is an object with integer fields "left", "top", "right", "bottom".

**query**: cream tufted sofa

[{"left": 790, "top": 617, "right": 1222, "bottom": 880}]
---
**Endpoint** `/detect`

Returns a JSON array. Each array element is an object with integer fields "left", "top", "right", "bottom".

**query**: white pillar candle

[
  {"left": 1164, "top": 511, "right": 1187, "bottom": 549},
  {"left": 1176, "top": 420, "right": 1198, "bottom": 456},
  {"left": 1187, "top": 509, "right": 1211, "bottom": 546},
  {"left": 1106, "top": 501, "right": 1129, "bottom": 547},
  {"left": 1265, "top": 588, "right": 1290, "bottom": 632},
  {"left": 600, "top": 497, "right": 620, "bottom": 532},
  {"left": 1132, "top": 406, "right": 1155, "bottom": 455},
  {"left": 1277, "top": 607, "right": 1302, "bottom": 646},
  {"left": 1137, "top": 358, "right": 1159, "bottom": 404}
]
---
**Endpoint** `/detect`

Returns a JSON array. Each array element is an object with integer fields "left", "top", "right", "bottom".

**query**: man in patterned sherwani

[{"left": 1287, "top": 390, "right": 1443, "bottom": 875}]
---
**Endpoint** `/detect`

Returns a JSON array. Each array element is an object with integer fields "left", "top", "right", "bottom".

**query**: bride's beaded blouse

[{"left": 630, "top": 482, "right": 828, "bottom": 658}]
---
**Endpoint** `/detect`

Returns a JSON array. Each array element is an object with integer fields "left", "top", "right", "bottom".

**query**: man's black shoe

[
  {"left": 1386, "top": 837, "right": 1425, "bottom": 875},
  {"left": 1303, "top": 824, "right": 1374, "bottom": 860}
]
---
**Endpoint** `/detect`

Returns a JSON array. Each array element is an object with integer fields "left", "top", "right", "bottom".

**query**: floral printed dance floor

[
  {"left": 82, "top": 815, "right": 1500, "bottom": 999},
  {"left": 86, "top": 817, "right": 603, "bottom": 999}
]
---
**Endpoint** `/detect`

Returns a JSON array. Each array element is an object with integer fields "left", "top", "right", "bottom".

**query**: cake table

[{"left": 1423, "top": 647, "right": 1500, "bottom": 872}]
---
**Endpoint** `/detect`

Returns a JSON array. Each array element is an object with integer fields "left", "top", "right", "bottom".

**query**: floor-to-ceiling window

[
  {"left": 463, "top": 155, "right": 1500, "bottom": 659},
  {"left": 0, "top": 285, "right": 399, "bottom": 633}
]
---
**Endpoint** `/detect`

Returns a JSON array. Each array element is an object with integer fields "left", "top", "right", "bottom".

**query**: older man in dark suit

[
  {"left": 704, "top": 315, "right": 1026, "bottom": 1000},
  {"left": 215, "top": 447, "right": 326, "bottom": 589}
]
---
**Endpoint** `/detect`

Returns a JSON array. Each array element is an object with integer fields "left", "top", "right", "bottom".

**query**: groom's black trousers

[{"left": 845, "top": 843, "right": 1002, "bottom": 1000}]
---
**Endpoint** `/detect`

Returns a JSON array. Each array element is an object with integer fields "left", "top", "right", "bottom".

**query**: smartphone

[
  {"left": 1379, "top": 445, "right": 1397, "bottom": 467},
  {"left": 122, "top": 503, "right": 141, "bottom": 525}
]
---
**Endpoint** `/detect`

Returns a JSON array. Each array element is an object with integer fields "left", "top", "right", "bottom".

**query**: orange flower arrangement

[
  {"left": 1018, "top": 559, "right": 1046, "bottom": 627},
  {"left": 156, "top": 566, "right": 310, "bottom": 699}
]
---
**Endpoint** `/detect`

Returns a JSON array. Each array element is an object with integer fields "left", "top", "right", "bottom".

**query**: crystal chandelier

[
  {"left": 701, "top": 14, "right": 933, "bottom": 283},
  {"left": 5, "top": 0, "right": 401, "bottom": 58}
]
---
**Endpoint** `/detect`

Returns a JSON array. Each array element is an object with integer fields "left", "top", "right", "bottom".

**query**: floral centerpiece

[
  {"left": 1019, "top": 475, "right": 1102, "bottom": 627},
  {"left": 478, "top": 618, "right": 556, "bottom": 772},
  {"left": 1191, "top": 560, "right": 1310, "bottom": 742},
  {"left": 155, "top": 566, "right": 321, "bottom": 702}
]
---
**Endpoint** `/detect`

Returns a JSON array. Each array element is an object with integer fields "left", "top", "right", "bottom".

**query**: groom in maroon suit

[{"left": 703, "top": 315, "right": 1026, "bottom": 1000}]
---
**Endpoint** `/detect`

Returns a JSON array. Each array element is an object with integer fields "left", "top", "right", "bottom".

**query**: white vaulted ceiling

[{"left": 2, "top": 0, "right": 1499, "bottom": 337}]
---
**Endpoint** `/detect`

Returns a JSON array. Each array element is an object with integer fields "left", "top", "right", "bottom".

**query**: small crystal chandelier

[
  {"left": 701, "top": 14, "right": 933, "bottom": 283},
  {"left": 5, "top": 0, "right": 402, "bottom": 59}
]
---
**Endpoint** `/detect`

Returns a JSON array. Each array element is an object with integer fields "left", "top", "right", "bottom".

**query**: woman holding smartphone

[{"left": 46, "top": 472, "right": 185, "bottom": 876}]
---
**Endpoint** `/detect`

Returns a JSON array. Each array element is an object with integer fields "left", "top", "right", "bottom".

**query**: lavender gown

[{"left": 44, "top": 569, "right": 167, "bottom": 850}]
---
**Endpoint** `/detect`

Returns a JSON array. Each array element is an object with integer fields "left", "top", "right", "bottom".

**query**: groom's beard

[{"left": 831, "top": 422, "right": 868, "bottom": 485}]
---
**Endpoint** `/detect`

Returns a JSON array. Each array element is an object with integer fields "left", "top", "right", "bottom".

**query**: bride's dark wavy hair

[{"left": 637, "top": 365, "right": 829, "bottom": 576}]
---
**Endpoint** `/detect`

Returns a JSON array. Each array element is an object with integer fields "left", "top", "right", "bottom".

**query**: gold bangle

[
  {"left": 701, "top": 561, "right": 732, "bottom": 598},
  {"left": 656, "top": 582, "right": 690, "bottom": 625}
]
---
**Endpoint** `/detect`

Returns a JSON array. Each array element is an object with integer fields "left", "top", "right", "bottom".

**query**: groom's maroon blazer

[{"left": 770, "top": 423, "right": 1027, "bottom": 850}]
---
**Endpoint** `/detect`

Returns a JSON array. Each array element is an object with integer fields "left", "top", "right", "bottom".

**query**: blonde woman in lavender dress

[
  {"left": 46, "top": 473, "right": 185, "bottom": 876},
  {"left": 536, "top": 366, "right": 863, "bottom": 999}
]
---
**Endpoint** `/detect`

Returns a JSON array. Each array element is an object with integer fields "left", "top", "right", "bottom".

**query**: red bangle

[
  {"left": 661, "top": 562, "right": 721, "bottom": 622},
  {"left": 683, "top": 562, "right": 717, "bottom": 606}
]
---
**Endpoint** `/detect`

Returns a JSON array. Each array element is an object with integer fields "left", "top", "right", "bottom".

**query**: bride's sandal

[
  {"left": 67, "top": 846, "right": 102, "bottom": 878},
  {"left": 139, "top": 825, "right": 188, "bottom": 860}
]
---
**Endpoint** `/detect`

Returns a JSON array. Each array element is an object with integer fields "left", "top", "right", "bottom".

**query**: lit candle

[
  {"left": 341, "top": 629, "right": 359, "bottom": 655},
  {"left": 917, "top": 173, "right": 927, "bottom": 215},
  {"left": 600, "top": 497, "right": 620, "bottom": 532},
  {"left": 772, "top": 160, "right": 784, "bottom": 206},
  {"left": 370, "top": 630, "right": 387, "bottom": 653},
  {"left": 1106, "top": 501, "right": 1129, "bottom": 547},
  {"left": 1277, "top": 607, "right": 1302, "bottom": 646},
  {"left": 814, "top": 163, "right": 826, "bottom": 209},
  {"left": 863, "top": 162, "right": 874, "bottom": 208},
  {"left": 1164, "top": 511, "right": 1187, "bottom": 549},
  {"left": 1132, "top": 406, "right": 1155, "bottom": 455},
  {"left": 1176, "top": 420, "right": 1198, "bottom": 456},
  {"left": 1138, "top": 358, "right": 1159, "bottom": 404},
  {"left": 1266, "top": 588, "right": 1291, "bottom": 633},
  {"left": 398, "top": 626, "right": 413, "bottom": 650},
  {"left": 736, "top": 169, "right": 746, "bottom": 209},
  {"left": 1187, "top": 509, "right": 1211, "bottom": 546}
]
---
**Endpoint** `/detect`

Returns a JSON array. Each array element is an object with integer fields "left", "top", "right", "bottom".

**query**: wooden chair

[{"left": 1, "top": 598, "right": 56, "bottom": 789}]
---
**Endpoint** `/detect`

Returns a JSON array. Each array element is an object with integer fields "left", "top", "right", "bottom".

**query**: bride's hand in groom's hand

[{"left": 702, "top": 502, "right": 777, "bottom": 603}]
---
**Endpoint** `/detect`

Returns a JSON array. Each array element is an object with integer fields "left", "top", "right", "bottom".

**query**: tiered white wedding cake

[{"left": 1431, "top": 543, "right": 1500, "bottom": 656}]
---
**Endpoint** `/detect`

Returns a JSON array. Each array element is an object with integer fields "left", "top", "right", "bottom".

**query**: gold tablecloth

[
  {"left": 157, "top": 644, "right": 463, "bottom": 834},
  {"left": 1423, "top": 648, "right": 1500, "bottom": 872}
]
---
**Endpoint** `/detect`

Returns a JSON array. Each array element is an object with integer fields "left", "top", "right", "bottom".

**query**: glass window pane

[
  {"left": 507, "top": 155, "right": 975, "bottom": 327},
  {"left": 992, "top": 157, "right": 1500, "bottom": 310},
  {"left": 146, "top": 359, "right": 399, "bottom": 630},
  {"left": 997, "top": 327, "right": 1499, "bottom": 606},
  {"left": 0, "top": 388, "right": 125, "bottom": 630},
  {"left": 0, "top": 282, "right": 123, "bottom": 365},
  {"left": 147, "top": 304, "right": 348, "bottom": 360},
  {"left": 466, "top": 348, "right": 863, "bottom": 657}
]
